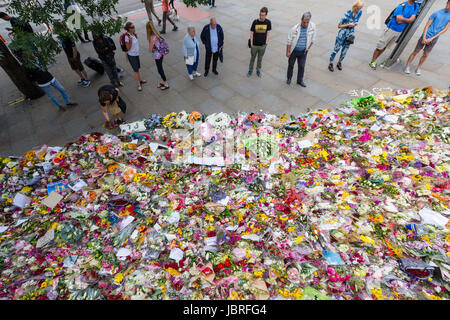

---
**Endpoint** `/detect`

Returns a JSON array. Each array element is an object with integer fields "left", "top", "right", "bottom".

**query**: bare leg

[
  {"left": 371, "top": 48, "right": 385, "bottom": 63},
  {"left": 74, "top": 69, "right": 83, "bottom": 79},
  {"left": 405, "top": 50, "right": 419, "bottom": 67},
  {"left": 81, "top": 69, "right": 89, "bottom": 80},
  {"left": 417, "top": 51, "right": 429, "bottom": 70},
  {"left": 134, "top": 71, "right": 142, "bottom": 87}
]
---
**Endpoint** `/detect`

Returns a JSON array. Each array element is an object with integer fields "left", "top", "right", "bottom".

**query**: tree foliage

[{"left": 4, "top": 0, "right": 126, "bottom": 69}]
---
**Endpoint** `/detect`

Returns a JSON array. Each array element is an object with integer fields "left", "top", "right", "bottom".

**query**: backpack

[
  {"left": 119, "top": 32, "right": 130, "bottom": 52},
  {"left": 157, "top": 37, "right": 169, "bottom": 55},
  {"left": 385, "top": 2, "right": 418, "bottom": 26}
]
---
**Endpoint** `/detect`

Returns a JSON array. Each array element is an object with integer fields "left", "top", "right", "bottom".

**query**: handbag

[
  {"left": 185, "top": 55, "right": 195, "bottom": 65},
  {"left": 344, "top": 35, "right": 355, "bottom": 45},
  {"left": 117, "top": 96, "right": 127, "bottom": 114}
]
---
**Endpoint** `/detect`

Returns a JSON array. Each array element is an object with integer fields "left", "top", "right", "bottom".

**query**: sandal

[
  {"left": 157, "top": 83, "right": 164, "bottom": 88},
  {"left": 140, "top": 80, "right": 147, "bottom": 84},
  {"left": 160, "top": 85, "right": 170, "bottom": 90},
  {"left": 138, "top": 85, "right": 142, "bottom": 91}
]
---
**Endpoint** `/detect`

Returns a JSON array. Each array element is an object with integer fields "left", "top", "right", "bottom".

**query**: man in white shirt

[{"left": 286, "top": 12, "right": 316, "bottom": 87}]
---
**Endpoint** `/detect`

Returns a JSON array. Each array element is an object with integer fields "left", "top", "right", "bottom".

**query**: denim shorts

[{"left": 127, "top": 55, "right": 140, "bottom": 72}]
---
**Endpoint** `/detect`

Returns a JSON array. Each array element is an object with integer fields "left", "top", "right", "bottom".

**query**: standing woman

[
  {"left": 183, "top": 26, "right": 202, "bottom": 80},
  {"left": 146, "top": 21, "right": 170, "bottom": 90},
  {"left": 328, "top": 0, "right": 364, "bottom": 72},
  {"left": 124, "top": 22, "right": 147, "bottom": 91}
]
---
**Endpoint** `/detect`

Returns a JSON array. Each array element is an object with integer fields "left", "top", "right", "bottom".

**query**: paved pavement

[{"left": 1, "top": 0, "right": 449, "bottom": 157}]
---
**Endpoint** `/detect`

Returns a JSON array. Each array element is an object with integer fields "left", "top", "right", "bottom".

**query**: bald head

[{"left": 210, "top": 17, "right": 217, "bottom": 29}]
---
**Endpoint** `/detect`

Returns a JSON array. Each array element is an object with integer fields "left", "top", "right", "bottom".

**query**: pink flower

[
  {"left": 359, "top": 133, "right": 371, "bottom": 142},
  {"left": 287, "top": 268, "right": 300, "bottom": 282}
]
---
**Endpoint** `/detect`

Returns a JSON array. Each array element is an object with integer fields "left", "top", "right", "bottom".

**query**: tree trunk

[
  {"left": 142, "top": 0, "right": 155, "bottom": 22},
  {"left": 0, "top": 40, "right": 44, "bottom": 100}
]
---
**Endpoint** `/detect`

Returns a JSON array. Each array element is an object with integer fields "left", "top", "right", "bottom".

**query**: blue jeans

[
  {"left": 186, "top": 59, "right": 199, "bottom": 74},
  {"left": 40, "top": 79, "right": 71, "bottom": 108}
]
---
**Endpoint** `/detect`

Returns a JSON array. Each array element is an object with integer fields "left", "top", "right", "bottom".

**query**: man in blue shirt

[
  {"left": 404, "top": 0, "right": 450, "bottom": 75},
  {"left": 369, "top": 0, "right": 418, "bottom": 69},
  {"left": 200, "top": 17, "right": 224, "bottom": 77}
]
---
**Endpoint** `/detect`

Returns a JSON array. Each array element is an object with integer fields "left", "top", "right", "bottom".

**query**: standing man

[
  {"left": 0, "top": 11, "right": 34, "bottom": 35},
  {"left": 200, "top": 17, "right": 224, "bottom": 77},
  {"left": 209, "top": 0, "right": 216, "bottom": 8},
  {"left": 60, "top": 35, "right": 91, "bottom": 87},
  {"left": 404, "top": 0, "right": 450, "bottom": 75},
  {"left": 160, "top": 0, "right": 178, "bottom": 34},
  {"left": 247, "top": 7, "right": 271, "bottom": 78},
  {"left": 286, "top": 12, "right": 316, "bottom": 87},
  {"left": 93, "top": 33, "right": 124, "bottom": 87},
  {"left": 369, "top": 0, "right": 419, "bottom": 70},
  {"left": 25, "top": 65, "right": 78, "bottom": 111}
]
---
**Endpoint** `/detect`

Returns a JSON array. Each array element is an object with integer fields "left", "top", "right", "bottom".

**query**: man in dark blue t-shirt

[{"left": 369, "top": 0, "right": 418, "bottom": 69}]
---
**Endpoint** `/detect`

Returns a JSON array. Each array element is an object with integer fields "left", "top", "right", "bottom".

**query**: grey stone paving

[{"left": 1, "top": 0, "right": 449, "bottom": 156}]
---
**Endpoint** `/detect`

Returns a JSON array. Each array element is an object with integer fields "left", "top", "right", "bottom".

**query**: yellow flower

[
  {"left": 287, "top": 226, "right": 296, "bottom": 232},
  {"left": 253, "top": 271, "right": 263, "bottom": 278},
  {"left": 205, "top": 214, "right": 214, "bottom": 222},
  {"left": 166, "top": 267, "right": 180, "bottom": 276},
  {"left": 206, "top": 225, "right": 215, "bottom": 232},
  {"left": 21, "top": 186, "right": 33, "bottom": 194},
  {"left": 445, "top": 234, "right": 450, "bottom": 244},
  {"left": 296, "top": 236, "right": 304, "bottom": 244},
  {"left": 114, "top": 273, "right": 124, "bottom": 284},
  {"left": 40, "top": 281, "right": 47, "bottom": 288}
]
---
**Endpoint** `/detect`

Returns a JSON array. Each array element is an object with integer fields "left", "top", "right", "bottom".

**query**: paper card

[
  {"left": 47, "top": 180, "right": 69, "bottom": 194},
  {"left": 169, "top": 248, "right": 184, "bottom": 262},
  {"left": 241, "top": 234, "right": 260, "bottom": 241},
  {"left": 42, "top": 162, "right": 52, "bottom": 174},
  {"left": 419, "top": 208, "right": 449, "bottom": 228},
  {"left": 205, "top": 237, "right": 217, "bottom": 246},
  {"left": 298, "top": 140, "right": 313, "bottom": 149},
  {"left": 225, "top": 225, "right": 239, "bottom": 231},
  {"left": 165, "top": 233, "right": 177, "bottom": 241},
  {"left": 154, "top": 223, "right": 162, "bottom": 232},
  {"left": 384, "top": 115, "right": 398, "bottom": 123},
  {"left": 63, "top": 255, "right": 78, "bottom": 268},
  {"left": 167, "top": 211, "right": 180, "bottom": 224},
  {"left": 0, "top": 226, "right": 8, "bottom": 233},
  {"left": 120, "top": 215, "right": 135, "bottom": 230},
  {"left": 69, "top": 180, "right": 87, "bottom": 192},
  {"left": 370, "top": 123, "right": 382, "bottom": 131},
  {"left": 217, "top": 196, "right": 230, "bottom": 206},
  {"left": 117, "top": 248, "right": 131, "bottom": 259},
  {"left": 13, "top": 193, "right": 31, "bottom": 209},
  {"left": 36, "top": 228, "right": 55, "bottom": 249},
  {"left": 41, "top": 191, "right": 63, "bottom": 209},
  {"left": 14, "top": 218, "right": 28, "bottom": 227}
]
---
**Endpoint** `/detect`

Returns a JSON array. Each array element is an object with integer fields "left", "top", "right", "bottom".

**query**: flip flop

[
  {"left": 160, "top": 85, "right": 170, "bottom": 90},
  {"left": 157, "top": 83, "right": 164, "bottom": 88}
]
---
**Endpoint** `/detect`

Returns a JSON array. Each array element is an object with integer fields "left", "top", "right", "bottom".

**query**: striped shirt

[{"left": 295, "top": 25, "right": 308, "bottom": 51}]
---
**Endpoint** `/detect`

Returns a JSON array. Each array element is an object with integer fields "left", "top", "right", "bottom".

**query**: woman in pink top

[{"left": 147, "top": 21, "right": 170, "bottom": 90}]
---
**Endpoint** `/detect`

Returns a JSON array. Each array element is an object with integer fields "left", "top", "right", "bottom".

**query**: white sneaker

[
  {"left": 404, "top": 66, "right": 411, "bottom": 74},
  {"left": 194, "top": 71, "right": 201, "bottom": 77},
  {"left": 415, "top": 68, "right": 421, "bottom": 76},
  {"left": 189, "top": 74, "right": 194, "bottom": 80}
]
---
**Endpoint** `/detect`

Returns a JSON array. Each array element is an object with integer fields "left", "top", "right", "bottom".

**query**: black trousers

[
  {"left": 205, "top": 50, "right": 219, "bottom": 73},
  {"left": 287, "top": 49, "right": 308, "bottom": 83},
  {"left": 155, "top": 55, "right": 166, "bottom": 81}
]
